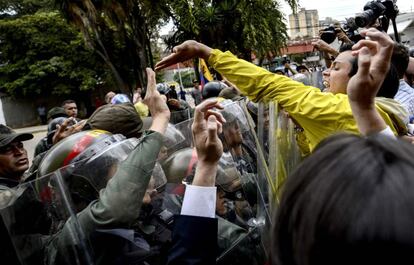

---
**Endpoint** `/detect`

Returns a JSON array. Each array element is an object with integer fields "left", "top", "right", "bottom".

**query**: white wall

[{"left": 0, "top": 98, "right": 7, "bottom": 125}]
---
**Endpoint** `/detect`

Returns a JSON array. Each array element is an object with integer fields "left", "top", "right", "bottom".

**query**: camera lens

[
  {"left": 355, "top": 1, "right": 387, "bottom": 28},
  {"left": 320, "top": 31, "right": 337, "bottom": 44},
  {"left": 355, "top": 9, "right": 375, "bottom": 28},
  {"left": 355, "top": 16, "right": 367, "bottom": 28}
]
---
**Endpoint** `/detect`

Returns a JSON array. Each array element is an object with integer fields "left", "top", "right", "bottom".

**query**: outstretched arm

[
  {"left": 155, "top": 40, "right": 360, "bottom": 150},
  {"left": 45, "top": 68, "right": 171, "bottom": 264},
  {"left": 155, "top": 41, "right": 338, "bottom": 116},
  {"left": 63, "top": 69, "right": 170, "bottom": 232}
]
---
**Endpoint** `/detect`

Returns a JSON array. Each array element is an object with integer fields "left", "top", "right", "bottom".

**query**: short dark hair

[
  {"left": 61, "top": 99, "right": 76, "bottom": 107},
  {"left": 392, "top": 42, "right": 410, "bottom": 79},
  {"left": 272, "top": 133, "right": 414, "bottom": 265},
  {"left": 376, "top": 63, "right": 399, "bottom": 98},
  {"left": 337, "top": 45, "right": 358, "bottom": 77},
  {"left": 338, "top": 43, "right": 354, "bottom": 53}
]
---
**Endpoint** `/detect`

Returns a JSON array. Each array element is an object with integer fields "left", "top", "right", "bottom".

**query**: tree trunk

[
  {"left": 146, "top": 32, "right": 154, "bottom": 70},
  {"left": 92, "top": 30, "right": 129, "bottom": 95},
  {"left": 193, "top": 58, "right": 200, "bottom": 83},
  {"left": 95, "top": 49, "right": 127, "bottom": 93}
]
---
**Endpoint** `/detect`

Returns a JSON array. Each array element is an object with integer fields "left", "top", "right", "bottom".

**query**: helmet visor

[{"left": 71, "top": 137, "right": 142, "bottom": 192}]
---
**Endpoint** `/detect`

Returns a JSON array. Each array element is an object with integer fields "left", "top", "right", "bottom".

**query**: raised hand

[
  {"left": 336, "top": 29, "right": 352, "bottom": 44},
  {"left": 155, "top": 40, "right": 212, "bottom": 71},
  {"left": 144, "top": 68, "right": 170, "bottom": 134},
  {"left": 347, "top": 28, "right": 394, "bottom": 135},
  {"left": 312, "top": 39, "right": 339, "bottom": 57},
  {"left": 348, "top": 28, "right": 394, "bottom": 109},
  {"left": 192, "top": 99, "right": 226, "bottom": 164},
  {"left": 53, "top": 118, "right": 86, "bottom": 144},
  {"left": 191, "top": 99, "right": 226, "bottom": 187}
]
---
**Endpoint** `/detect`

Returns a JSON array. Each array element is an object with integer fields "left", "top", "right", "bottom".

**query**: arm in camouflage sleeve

[
  {"left": 45, "top": 68, "right": 169, "bottom": 263},
  {"left": 78, "top": 130, "right": 164, "bottom": 229},
  {"left": 79, "top": 68, "right": 168, "bottom": 230},
  {"left": 44, "top": 130, "right": 164, "bottom": 264}
]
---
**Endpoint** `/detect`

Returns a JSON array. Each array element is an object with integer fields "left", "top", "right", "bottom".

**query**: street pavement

[{"left": 15, "top": 125, "right": 47, "bottom": 167}]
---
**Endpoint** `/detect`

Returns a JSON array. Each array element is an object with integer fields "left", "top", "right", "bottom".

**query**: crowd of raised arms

[{"left": 1, "top": 26, "right": 414, "bottom": 265}]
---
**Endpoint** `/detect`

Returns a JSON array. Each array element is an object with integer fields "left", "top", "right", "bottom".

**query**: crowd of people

[{"left": 1, "top": 26, "right": 414, "bottom": 265}]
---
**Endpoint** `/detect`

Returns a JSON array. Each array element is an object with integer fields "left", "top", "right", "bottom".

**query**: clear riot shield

[
  {"left": 310, "top": 69, "right": 325, "bottom": 90},
  {"left": 0, "top": 132, "right": 169, "bottom": 265},
  {"left": 216, "top": 225, "right": 266, "bottom": 265},
  {"left": 256, "top": 101, "right": 303, "bottom": 261},
  {"left": 258, "top": 101, "right": 303, "bottom": 205},
  {"left": 0, "top": 165, "right": 94, "bottom": 265},
  {"left": 219, "top": 100, "right": 270, "bottom": 263},
  {"left": 160, "top": 123, "right": 188, "bottom": 160},
  {"left": 157, "top": 101, "right": 268, "bottom": 264},
  {"left": 169, "top": 108, "right": 192, "bottom": 125},
  {"left": 218, "top": 100, "right": 271, "bottom": 221},
  {"left": 173, "top": 118, "right": 193, "bottom": 145},
  {"left": 255, "top": 101, "right": 274, "bottom": 251},
  {"left": 159, "top": 149, "right": 268, "bottom": 265},
  {"left": 54, "top": 134, "right": 168, "bottom": 265}
]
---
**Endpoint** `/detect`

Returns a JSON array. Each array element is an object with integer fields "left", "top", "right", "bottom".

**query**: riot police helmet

[
  {"left": 202, "top": 81, "right": 227, "bottom": 99},
  {"left": 156, "top": 83, "right": 171, "bottom": 95},
  {"left": 160, "top": 147, "right": 242, "bottom": 194},
  {"left": 37, "top": 130, "right": 143, "bottom": 205}
]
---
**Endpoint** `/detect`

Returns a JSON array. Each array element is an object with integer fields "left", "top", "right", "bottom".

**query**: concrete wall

[
  {"left": 0, "top": 96, "right": 39, "bottom": 128},
  {"left": 0, "top": 98, "right": 6, "bottom": 125},
  {"left": 0, "top": 87, "right": 112, "bottom": 128}
]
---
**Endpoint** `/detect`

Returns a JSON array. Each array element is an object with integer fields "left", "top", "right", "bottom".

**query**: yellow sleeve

[{"left": 208, "top": 49, "right": 360, "bottom": 149}]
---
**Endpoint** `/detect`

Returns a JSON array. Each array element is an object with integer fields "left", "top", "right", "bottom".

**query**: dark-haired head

[
  {"left": 345, "top": 57, "right": 399, "bottom": 99},
  {"left": 339, "top": 48, "right": 399, "bottom": 98},
  {"left": 61, "top": 99, "right": 76, "bottom": 107},
  {"left": 272, "top": 133, "right": 414, "bottom": 265},
  {"left": 392, "top": 43, "right": 409, "bottom": 79},
  {"left": 332, "top": 43, "right": 399, "bottom": 98}
]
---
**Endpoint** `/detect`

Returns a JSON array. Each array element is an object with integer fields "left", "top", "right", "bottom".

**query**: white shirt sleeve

[
  {"left": 377, "top": 126, "right": 397, "bottom": 139},
  {"left": 407, "top": 124, "right": 414, "bottom": 135},
  {"left": 180, "top": 185, "right": 216, "bottom": 218}
]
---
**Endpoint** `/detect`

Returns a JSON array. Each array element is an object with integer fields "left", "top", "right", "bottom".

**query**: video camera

[
  {"left": 320, "top": 0, "right": 399, "bottom": 44},
  {"left": 320, "top": 19, "right": 360, "bottom": 44},
  {"left": 355, "top": 0, "right": 398, "bottom": 29}
]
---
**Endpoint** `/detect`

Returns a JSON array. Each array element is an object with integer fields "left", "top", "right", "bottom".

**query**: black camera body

[
  {"left": 320, "top": 0, "right": 399, "bottom": 44},
  {"left": 320, "top": 22, "right": 361, "bottom": 45},
  {"left": 343, "top": 17, "right": 364, "bottom": 43},
  {"left": 355, "top": 0, "right": 398, "bottom": 28},
  {"left": 320, "top": 26, "right": 342, "bottom": 44}
]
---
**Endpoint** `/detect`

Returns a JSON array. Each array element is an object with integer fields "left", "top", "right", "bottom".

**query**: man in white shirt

[
  {"left": 168, "top": 98, "right": 225, "bottom": 265},
  {"left": 393, "top": 44, "right": 414, "bottom": 121}
]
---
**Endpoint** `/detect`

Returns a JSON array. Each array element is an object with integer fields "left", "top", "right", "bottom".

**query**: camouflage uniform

[{"left": 2, "top": 130, "right": 164, "bottom": 265}]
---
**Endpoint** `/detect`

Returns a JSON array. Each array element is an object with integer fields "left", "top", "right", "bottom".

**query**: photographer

[
  {"left": 312, "top": 39, "right": 339, "bottom": 68},
  {"left": 314, "top": 0, "right": 398, "bottom": 68},
  {"left": 283, "top": 61, "right": 297, "bottom": 77},
  {"left": 313, "top": 24, "right": 354, "bottom": 68},
  {"left": 392, "top": 44, "right": 414, "bottom": 121}
]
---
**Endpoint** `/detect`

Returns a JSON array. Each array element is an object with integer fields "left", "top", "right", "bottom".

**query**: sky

[
  {"left": 280, "top": 0, "right": 414, "bottom": 21},
  {"left": 160, "top": 0, "right": 414, "bottom": 35}
]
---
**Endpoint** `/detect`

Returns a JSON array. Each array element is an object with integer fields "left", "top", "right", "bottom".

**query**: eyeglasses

[{"left": 0, "top": 142, "right": 25, "bottom": 154}]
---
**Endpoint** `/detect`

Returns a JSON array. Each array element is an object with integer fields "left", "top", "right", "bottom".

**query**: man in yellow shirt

[{"left": 155, "top": 29, "right": 406, "bottom": 151}]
